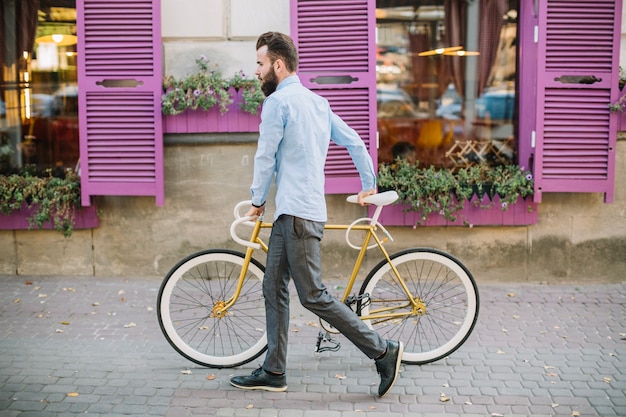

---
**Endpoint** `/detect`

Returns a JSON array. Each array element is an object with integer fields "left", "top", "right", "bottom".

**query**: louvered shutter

[
  {"left": 291, "top": 0, "right": 377, "bottom": 193},
  {"left": 534, "top": 0, "right": 622, "bottom": 203},
  {"left": 77, "top": 0, "right": 164, "bottom": 206}
]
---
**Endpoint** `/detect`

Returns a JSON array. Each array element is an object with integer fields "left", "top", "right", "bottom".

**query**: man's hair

[{"left": 256, "top": 32, "right": 299, "bottom": 73}]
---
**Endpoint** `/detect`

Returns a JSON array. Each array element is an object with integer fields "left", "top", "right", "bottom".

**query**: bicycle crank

[{"left": 315, "top": 331, "right": 341, "bottom": 353}]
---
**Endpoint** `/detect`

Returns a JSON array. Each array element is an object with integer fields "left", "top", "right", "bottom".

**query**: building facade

[{"left": 1, "top": 0, "right": 625, "bottom": 282}]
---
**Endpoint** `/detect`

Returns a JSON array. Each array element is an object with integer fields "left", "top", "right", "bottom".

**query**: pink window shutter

[
  {"left": 533, "top": 0, "right": 622, "bottom": 203},
  {"left": 77, "top": 0, "right": 164, "bottom": 206},
  {"left": 291, "top": 0, "right": 377, "bottom": 194}
]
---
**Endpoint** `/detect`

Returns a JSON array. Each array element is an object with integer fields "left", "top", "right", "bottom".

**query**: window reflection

[
  {"left": 376, "top": 0, "right": 518, "bottom": 169},
  {"left": 0, "top": 0, "right": 78, "bottom": 177}
]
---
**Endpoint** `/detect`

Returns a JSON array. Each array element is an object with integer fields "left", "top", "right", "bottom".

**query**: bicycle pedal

[{"left": 315, "top": 331, "right": 341, "bottom": 353}]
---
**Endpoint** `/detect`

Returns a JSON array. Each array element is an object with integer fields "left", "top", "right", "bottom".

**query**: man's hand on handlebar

[
  {"left": 357, "top": 189, "right": 376, "bottom": 206},
  {"left": 245, "top": 204, "right": 265, "bottom": 219}
]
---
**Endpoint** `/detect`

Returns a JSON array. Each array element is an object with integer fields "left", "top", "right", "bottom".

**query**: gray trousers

[{"left": 262, "top": 214, "right": 387, "bottom": 374}]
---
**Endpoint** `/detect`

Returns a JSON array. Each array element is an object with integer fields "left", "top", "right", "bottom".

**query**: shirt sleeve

[
  {"left": 250, "top": 97, "right": 284, "bottom": 206},
  {"left": 329, "top": 112, "right": 377, "bottom": 191}
]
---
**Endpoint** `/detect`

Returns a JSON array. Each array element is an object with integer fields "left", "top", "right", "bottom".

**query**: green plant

[
  {"left": 161, "top": 56, "right": 264, "bottom": 116},
  {"left": 377, "top": 160, "right": 534, "bottom": 223},
  {"left": 0, "top": 170, "right": 82, "bottom": 237}
]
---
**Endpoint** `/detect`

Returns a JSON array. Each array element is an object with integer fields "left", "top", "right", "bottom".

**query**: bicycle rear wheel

[
  {"left": 358, "top": 248, "right": 478, "bottom": 365},
  {"left": 157, "top": 249, "right": 267, "bottom": 368}
]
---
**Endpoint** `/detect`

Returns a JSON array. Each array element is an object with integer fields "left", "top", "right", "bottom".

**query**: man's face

[{"left": 255, "top": 45, "right": 279, "bottom": 96}]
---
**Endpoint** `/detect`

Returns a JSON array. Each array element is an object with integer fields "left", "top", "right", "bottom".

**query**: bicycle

[{"left": 157, "top": 190, "right": 479, "bottom": 368}]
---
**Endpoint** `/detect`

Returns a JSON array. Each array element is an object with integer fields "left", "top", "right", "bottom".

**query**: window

[
  {"left": 376, "top": 0, "right": 518, "bottom": 170},
  {"left": 0, "top": 0, "right": 78, "bottom": 177}
]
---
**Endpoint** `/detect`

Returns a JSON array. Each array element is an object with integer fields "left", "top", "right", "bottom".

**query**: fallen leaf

[
  {"left": 60, "top": 321, "right": 70, "bottom": 325},
  {"left": 291, "top": 327, "right": 300, "bottom": 333},
  {"left": 491, "top": 413, "right": 504, "bottom": 417},
  {"left": 118, "top": 289, "right": 126, "bottom": 295},
  {"left": 546, "top": 372, "right": 557, "bottom": 377},
  {"left": 334, "top": 374, "right": 346, "bottom": 380},
  {"left": 496, "top": 349, "right": 505, "bottom": 354},
  {"left": 63, "top": 287, "right": 76, "bottom": 292},
  {"left": 512, "top": 314, "right": 520, "bottom": 319},
  {"left": 55, "top": 329, "right": 64, "bottom": 333},
  {"left": 38, "top": 294, "right": 48, "bottom": 298},
  {"left": 440, "top": 393, "right": 450, "bottom": 402},
  {"left": 67, "top": 392, "right": 79, "bottom": 397},
  {"left": 464, "top": 401, "right": 473, "bottom": 405},
  {"left": 13, "top": 299, "right": 20, "bottom": 303},
  {"left": 507, "top": 292, "right": 515, "bottom": 297},
  {"left": 25, "top": 281, "right": 33, "bottom": 285},
  {"left": 603, "top": 377, "right": 611, "bottom": 383},
  {"left": 571, "top": 411, "right": 580, "bottom": 416},
  {"left": 305, "top": 321, "right": 319, "bottom": 327},
  {"left": 181, "top": 369, "right": 192, "bottom": 375},
  {"left": 199, "top": 326, "right": 209, "bottom": 330},
  {"left": 544, "top": 365, "right": 555, "bottom": 369},
  {"left": 92, "top": 302, "right": 100, "bottom": 306},
  {"left": 123, "top": 322, "right": 136, "bottom": 328},
  {"left": 552, "top": 403, "right": 559, "bottom": 408},
  {"left": 206, "top": 374, "right": 216, "bottom": 380},
  {"left": 246, "top": 404, "right": 254, "bottom": 409},
  {"left": 368, "top": 405, "right": 377, "bottom": 410}
]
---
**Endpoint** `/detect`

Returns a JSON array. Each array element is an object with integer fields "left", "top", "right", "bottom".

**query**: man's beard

[{"left": 261, "top": 67, "right": 279, "bottom": 96}]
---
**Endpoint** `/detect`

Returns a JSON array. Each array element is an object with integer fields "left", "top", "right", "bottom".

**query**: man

[{"left": 229, "top": 32, "right": 403, "bottom": 398}]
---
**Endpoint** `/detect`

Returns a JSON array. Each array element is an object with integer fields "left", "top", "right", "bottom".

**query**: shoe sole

[
  {"left": 379, "top": 341, "right": 404, "bottom": 398},
  {"left": 230, "top": 381, "right": 287, "bottom": 392}
]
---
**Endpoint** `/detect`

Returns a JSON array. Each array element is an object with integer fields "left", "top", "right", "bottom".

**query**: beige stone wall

[{"left": 1, "top": 137, "right": 624, "bottom": 282}]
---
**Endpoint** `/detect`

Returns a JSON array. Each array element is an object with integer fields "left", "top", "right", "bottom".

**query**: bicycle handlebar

[{"left": 230, "top": 215, "right": 262, "bottom": 250}]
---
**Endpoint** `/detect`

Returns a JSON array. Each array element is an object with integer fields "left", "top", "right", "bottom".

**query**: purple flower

[
  {"left": 193, "top": 89, "right": 200, "bottom": 96},
  {"left": 526, "top": 174, "right": 533, "bottom": 180},
  {"left": 200, "top": 54, "right": 207, "bottom": 60},
  {"left": 501, "top": 202, "right": 508, "bottom": 209}
]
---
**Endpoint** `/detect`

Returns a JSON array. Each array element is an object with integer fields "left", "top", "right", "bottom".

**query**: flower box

[
  {"left": 163, "top": 87, "right": 261, "bottom": 134},
  {"left": 376, "top": 194, "right": 538, "bottom": 227},
  {"left": 0, "top": 204, "right": 99, "bottom": 231}
]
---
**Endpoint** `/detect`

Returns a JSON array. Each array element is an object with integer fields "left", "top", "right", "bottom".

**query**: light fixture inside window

[
  {"left": 443, "top": 50, "right": 480, "bottom": 56},
  {"left": 418, "top": 46, "right": 462, "bottom": 56},
  {"left": 36, "top": 34, "right": 78, "bottom": 46}
]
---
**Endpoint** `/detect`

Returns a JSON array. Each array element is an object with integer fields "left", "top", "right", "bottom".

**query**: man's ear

[{"left": 273, "top": 58, "right": 284, "bottom": 74}]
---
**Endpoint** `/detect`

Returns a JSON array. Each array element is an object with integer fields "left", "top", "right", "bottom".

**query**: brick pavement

[{"left": 0, "top": 274, "right": 624, "bottom": 417}]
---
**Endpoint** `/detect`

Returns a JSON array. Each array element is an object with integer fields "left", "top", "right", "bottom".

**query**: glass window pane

[
  {"left": 376, "top": 0, "right": 518, "bottom": 169},
  {"left": 0, "top": 0, "right": 78, "bottom": 177}
]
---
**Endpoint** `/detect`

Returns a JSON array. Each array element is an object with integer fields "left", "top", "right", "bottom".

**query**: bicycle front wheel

[
  {"left": 359, "top": 248, "right": 479, "bottom": 365},
  {"left": 157, "top": 249, "right": 267, "bottom": 368}
]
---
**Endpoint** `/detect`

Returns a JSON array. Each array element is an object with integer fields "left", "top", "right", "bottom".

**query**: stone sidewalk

[{"left": 0, "top": 275, "right": 624, "bottom": 417}]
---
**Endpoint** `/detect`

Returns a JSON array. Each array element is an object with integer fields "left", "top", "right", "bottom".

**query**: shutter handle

[
  {"left": 96, "top": 79, "right": 144, "bottom": 88},
  {"left": 554, "top": 75, "right": 601, "bottom": 85},
  {"left": 310, "top": 76, "right": 359, "bottom": 85}
]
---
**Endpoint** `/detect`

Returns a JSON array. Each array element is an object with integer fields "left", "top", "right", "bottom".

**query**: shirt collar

[{"left": 277, "top": 75, "right": 300, "bottom": 91}]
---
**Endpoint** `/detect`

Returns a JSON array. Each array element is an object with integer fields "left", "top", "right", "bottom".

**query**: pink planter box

[
  {"left": 0, "top": 204, "right": 99, "bottom": 231},
  {"left": 376, "top": 194, "right": 538, "bottom": 227},
  {"left": 163, "top": 88, "right": 261, "bottom": 133}
]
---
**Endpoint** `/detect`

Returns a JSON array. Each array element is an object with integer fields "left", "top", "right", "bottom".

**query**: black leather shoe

[
  {"left": 230, "top": 367, "right": 287, "bottom": 392},
  {"left": 375, "top": 340, "right": 404, "bottom": 397}
]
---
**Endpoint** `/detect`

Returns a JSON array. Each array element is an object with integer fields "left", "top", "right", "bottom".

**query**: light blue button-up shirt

[{"left": 250, "top": 75, "right": 376, "bottom": 222}]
